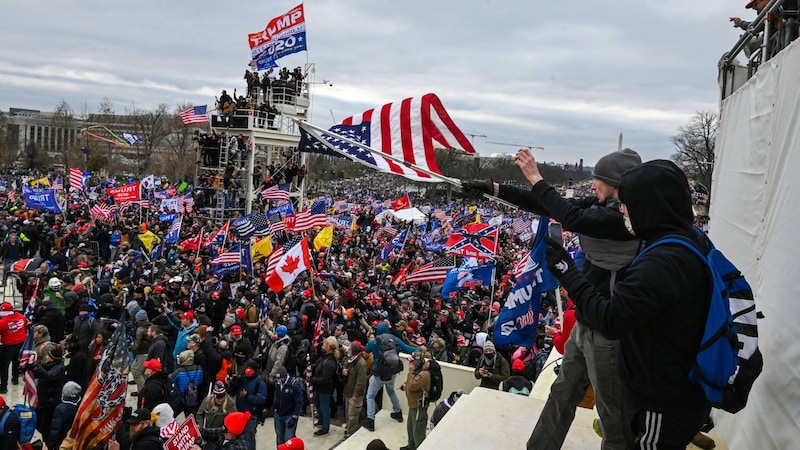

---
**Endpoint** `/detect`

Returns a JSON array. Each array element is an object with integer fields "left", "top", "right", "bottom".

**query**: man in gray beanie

[
  {"left": 47, "top": 381, "right": 82, "bottom": 450},
  {"left": 462, "top": 147, "right": 641, "bottom": 450}
]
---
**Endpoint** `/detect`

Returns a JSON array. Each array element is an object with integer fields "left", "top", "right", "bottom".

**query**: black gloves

[
  {"left": 544, "top": 237, "right": 576, "bottom": 278},
  {"left": 461, "top": 179, "right": 494, "bottom": 199},
  {"left": 287, "top": 416, "right": 298, "bottom": 428}
]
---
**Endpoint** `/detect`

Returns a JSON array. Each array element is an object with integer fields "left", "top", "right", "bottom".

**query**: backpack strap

[
  {"left": 632, "top": 236, "right": 706, "bottom": 265},
  {"left": 0, "top": 408, "right": 9, "bottom": 434}
]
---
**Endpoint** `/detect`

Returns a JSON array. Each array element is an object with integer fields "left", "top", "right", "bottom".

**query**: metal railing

[{"left": 720, "top": 0, "right": 799, "bottom": 99}]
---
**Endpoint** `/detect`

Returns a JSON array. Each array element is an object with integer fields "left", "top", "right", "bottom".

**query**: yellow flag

[
  {"left": 314, "top": 225, "right": 334, "bottom": 251},
  {"left": 30, "top": 176, "right": 50, "bottom": 187},
  {"left": 137, "top": 231, "right": 160, "bottom": 253},
  {"left": 251, "top": 236, "right": 273, "bottom": 262}
]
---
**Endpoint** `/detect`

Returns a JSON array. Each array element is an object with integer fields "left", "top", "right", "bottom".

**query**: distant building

[{"left": 4, "top": 108, "right": 84, "bottom": 162}]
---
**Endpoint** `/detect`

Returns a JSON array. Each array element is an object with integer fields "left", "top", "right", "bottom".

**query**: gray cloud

[{"left": 0, "top": 0, "right": 744, "bottom": 165}]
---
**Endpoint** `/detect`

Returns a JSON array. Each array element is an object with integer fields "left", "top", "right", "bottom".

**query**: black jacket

[
  {"left": 146, "top": 334, "right": 168, "bottom": 364},
  {"left": 139, "top": 371, "right": 170, "bottom": 411},
  {"left": 310, "top": 352, "right": 338, "bottom": 395},
  {"left": 558, "top": 161, "right": 710, "bottom": 412},
  {"left": 131, "top": 424, "right": 163, "bottom": 450},
  {"left": 33, "top": 359, "right": 67, "bottom": 408},
  {"left": 34, "top": 302, "right": 66, "bottom": 343},
  {"left": 0, "top": 406, "right": 20, "bottom": 450},
  {"left": 47, "top": 400, "right": 79, "bottom": 450}
]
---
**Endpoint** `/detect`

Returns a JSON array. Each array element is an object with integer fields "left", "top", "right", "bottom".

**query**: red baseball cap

[
  {"left": 0, "top": 303, "right": 12, "bottom": 312},
  {"left": 277, "top": 437, "right": 305, "bottom": 450},
  {"left": 154, "top": 285, "right": 165, "bottom": 292},
  {"left": 231, "top": 325, "right": 243, "bottom": 335},
  {"left": 512, "top": 359, "right": 525, "bottom": 373},
  {"left": 143, "top": 359, "right": 162, "bottom": 372},
  {"left": 179, "top": 311, "right": 194, "bottom": 321}
]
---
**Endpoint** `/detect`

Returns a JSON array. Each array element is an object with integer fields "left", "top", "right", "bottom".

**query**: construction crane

[
  {"left": 465, "top": 132, "right": 487, "bottom": 143},
  {"left": 485, "top": 141, "right": 544, "bottom": 151}
]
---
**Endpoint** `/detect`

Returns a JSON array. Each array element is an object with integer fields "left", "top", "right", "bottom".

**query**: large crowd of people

[{"left": 0, "top": 138, "right": 715, "bottom": 450}]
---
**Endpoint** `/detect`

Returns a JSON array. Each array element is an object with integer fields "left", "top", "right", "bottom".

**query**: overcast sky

[{"left": 0, "top": 0, "right": 745, "bottom": 166}]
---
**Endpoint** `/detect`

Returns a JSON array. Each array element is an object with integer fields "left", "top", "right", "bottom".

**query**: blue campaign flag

[
  {"left": 24, "top": 189, "right": 61, "bottom": 213},
  {"left": 151, "top": 242, "right": 163, "bottom": 260},
  {"left": 268, "top": 202, "right": 293, "bottom": 218},
  {"left": 420, "top": 227, "right": 446, "bottom": 252},
  {"left": 159, "top": 212, "right": 179, "bottom": 222},
  {"left": 440, "top": 263, "right": 495, "bottom": 299},
  {"left": 165, "top": 215, "right": 182, "bottom": 245},
  {"left": 252, "top": 31, "right": 308, "bottom": 71},
  {"left": 213, "top": 262, "right": 240, "bottom": 277},
  {"left": 379, "top": 227, "right": 408, "bottom": 261},
  {"left": 241, "top": 242, "right": 253, "bottom": 273},
  {"left": 493, "top": 217, "right": 560, "bottom": 348},
  {"left": 22, "top": 184, "right": 34, "bottom": 195}
]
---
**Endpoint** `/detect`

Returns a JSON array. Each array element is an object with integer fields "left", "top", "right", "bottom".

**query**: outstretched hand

[
  {"left": 514, "top": 149, "right": 544, "bottom": 185},
  {"left": 460, "top": 179, "right": 494, "bottom": 199},
  {"left": 544, "top": 237, "right": 575, "bottom": 278}
]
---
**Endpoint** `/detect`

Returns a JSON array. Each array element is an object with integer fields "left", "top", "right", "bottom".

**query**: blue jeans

[
  {"left": 315, "top": 392, "right": 332, "bottom": 432},
  {"left": 366, "top": 374, "right": 401, "bottom": 420},
  {"left": 274, "top": 411, "right": 297, "bottom": 445},
  {"left": 244, "top": 416, "right": 258, "bottom": 449}
]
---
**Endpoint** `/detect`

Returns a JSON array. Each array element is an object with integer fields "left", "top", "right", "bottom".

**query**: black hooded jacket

[{"left": 557, "top": 160, "right": 710, "bottom": 412}]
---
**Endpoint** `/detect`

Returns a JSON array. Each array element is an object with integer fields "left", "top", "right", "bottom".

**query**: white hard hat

[{"left": 48, "top": 277, "right": 62, "bottom": 289}]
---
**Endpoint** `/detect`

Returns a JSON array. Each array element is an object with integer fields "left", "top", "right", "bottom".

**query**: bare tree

[
  {"left": 52, "top": 99, "right": 78, "bottom": 168},
  {"left": 156, "top": 104, "right": 199, "bottom": 181},
  {"left": 670, "top": 111, "right": 716, "bottom": 203},
  {"left": 126, "top": 103, "right": 170, "bottom": 174},
  {"left": 0, "top": 111, "right": 13, "bottom": 166}
]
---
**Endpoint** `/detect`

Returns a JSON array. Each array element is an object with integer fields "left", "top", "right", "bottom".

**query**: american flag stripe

[
  {"left": 261, "top": 185, "right": 290, "bottom": 201},
  {"left": 69, "top": 168, "right": 84, "bottom": 192},
  {"left": 267, "top": 235, "right": 302, "bottom": 274},
  {"left": 291, "top": 202, "right": 329, "bottom": 232},
  {"left": 212, "top": 245, "right": 242, "bottom": 264},
  {"left": 339, "top": 94, "right": 476, "bottom": 180},
  {"left": 405, "top": 255, "right": 456, "bottom": 284},
  {"left": 301, "top": 94, "right": 475, "bottom": 183},
  {"left": 179, "top": 105, "right": 209, "bottom": 124}
]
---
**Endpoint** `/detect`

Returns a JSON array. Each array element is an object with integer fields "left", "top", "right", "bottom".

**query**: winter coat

[
  {"left": 272, "top": 375, "right": 304, "bottom": 417},
  {"left": 46, "top": 400, "right": 79, "bottom": 450},
  {"left": 310, "top": 352, "right": 337, "bottom": 395},
  {"left": 342, "top": 353, "right": 367, "bottom": 399},
  {"left": 34, "top": 302, "right": 65, "bottom": 343},
  {"left": 559, "top": 160, "right": 711, "bottom": 413},
  {"left": 405, "top": 361, "right": 431, "bottom": 409},
  {"left": 139, "top": 371, "right": 170, "bottom": 411},
  {"left": 170, "top": 364, "right": 204, "bottom": 405},
  {"left": 196, "top": 395, "right": 237, "bottom": 429},
  {"left": 131, "top": 424, "right": 163, "bottom": 450},
  {"left": 33, "top": 359, "right": 67, "bottom": 408},
  {"left": 234, "top": 374, "right": 266, "bottom": 413},
  {"left": 146, "top": 334, "right": 168, "bottom": 364}
]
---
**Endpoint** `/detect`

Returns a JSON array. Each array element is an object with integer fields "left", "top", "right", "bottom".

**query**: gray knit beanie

[
  {"left": 592, "top": 148, "right": 642, "bottom": 188},
  {"left": 62, "top": 381, "right": 82, "bottom": 401}
]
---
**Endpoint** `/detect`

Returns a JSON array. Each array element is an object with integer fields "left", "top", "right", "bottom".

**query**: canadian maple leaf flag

[{"left": 266, "top": 236, "right": 312, "bottom": 292}]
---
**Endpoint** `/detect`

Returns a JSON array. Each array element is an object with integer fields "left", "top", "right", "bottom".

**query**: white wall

[{"left": 713, "top": 38, "right": 800, "bottom": 449}]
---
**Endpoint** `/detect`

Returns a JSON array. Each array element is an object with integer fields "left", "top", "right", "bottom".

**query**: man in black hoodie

[{"left": 544, "top": 160, "right": 711, "bottom": 448}]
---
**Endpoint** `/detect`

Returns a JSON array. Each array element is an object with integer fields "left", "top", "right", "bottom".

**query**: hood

[
  {"left": 376, "top": 322, "right": 390, "bottom": 335},
  {"left": 618, "top": 160, "right": 695, "bottom": 242}
]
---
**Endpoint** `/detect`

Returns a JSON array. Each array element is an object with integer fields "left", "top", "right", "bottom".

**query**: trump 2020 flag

[
  {"left": 165, "top": 215, "right": 182, "bottom": 245},
  {"left": 379, "top": 227, "right": 408, "bottom": 261},
  {"left": 298, "top": 93, "right": 476, "bottom": 182},
  {"left": 493, "top": 217, "right": 560, "bottom": 348},
  {"left": 441, "top": 261, "right": 495, "bottom": 299},
  {"left": 267, "top": 236, "right": 311, "bottom": 293}
]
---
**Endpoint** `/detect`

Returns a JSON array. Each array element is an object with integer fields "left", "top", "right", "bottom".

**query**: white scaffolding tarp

[{"left": 713, "top": 39, "right": 800, "bottom": 449}]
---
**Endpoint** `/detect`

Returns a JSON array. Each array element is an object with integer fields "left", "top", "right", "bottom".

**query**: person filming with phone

[{"left": 462, "top": 147, "right": 641, "bottom": 450}]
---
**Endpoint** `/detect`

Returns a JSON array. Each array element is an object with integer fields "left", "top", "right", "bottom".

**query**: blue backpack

[
  {"left": 634, "top": 232, "right": 763, "bottom": 413},
  {"left": 0, "top": 404, "right": 37, "bottom": 444}
]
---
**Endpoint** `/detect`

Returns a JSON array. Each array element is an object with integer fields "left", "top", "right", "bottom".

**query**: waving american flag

[{"left": 298, "top": 93, "right": 476, "bottom": 182}]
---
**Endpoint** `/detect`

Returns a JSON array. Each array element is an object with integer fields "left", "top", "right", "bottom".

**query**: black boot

[
  {"left": 391, "top": 411, "right": 403, "bottom": 422},
  {"left": 361, "top": 418, "right": 375, "bottom": 432}
]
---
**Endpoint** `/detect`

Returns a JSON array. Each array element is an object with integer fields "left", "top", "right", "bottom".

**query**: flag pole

[{"left": 299, "top": 121, "right": 518, "bottom": 210}]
